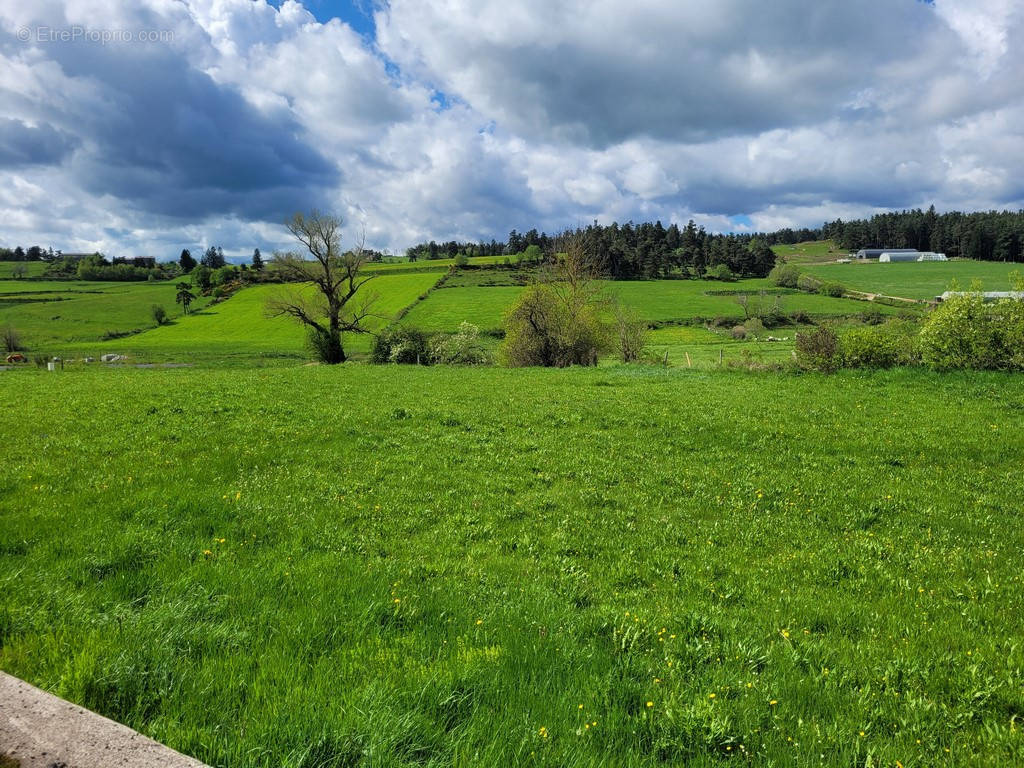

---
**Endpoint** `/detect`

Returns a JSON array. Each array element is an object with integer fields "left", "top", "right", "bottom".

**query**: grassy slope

[
  {"left": 402, "top": 278, "right": 901, "bottom": 334},
  {"left": 0, "top": 262, "right": 47, "bottom": 278},
  {"left": 88, "top": 271, "right": 442, "bottom": 361},
  {"left": 772, "top": 241, "right": 841, "bottom": 264},
  {"left": 1, "top": 365, "right": 1022, "bottom": 767},
  {"left": 801, "top": 261, "right": 1024, "bottom": 300},
  {"left": 0, "top": 280, "right": 214, "bottom": 349}
]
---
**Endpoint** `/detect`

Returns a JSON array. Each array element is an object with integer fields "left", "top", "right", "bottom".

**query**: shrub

[
  {"left": 2, "top": 325, "right": 23, "bottom": 354},
  {"left": 859, "top": 307, "right": 885, "bottom": 325},
  {"left": 706, "top": 264, "right": 736, "bottom": 282},
  {"left": 819, "top": 281, "right": 845, "bottom": 298},
  {"left": 731, "top": 325, "right": 747, "bottom": 340},
  {"left": 840, "top": 321, "right": 920, "bottom": 368},
  {"left": 920, "top": 294, "right": 1024, "bottom": 371},
  {"left": 797, "top": 274, "right": 823, "bottom": 293},
  {"left": 372, "top": 327, "right": 432, "bottom": 364},
  {"left": 151, "top": 305, "right": 168, "bottom": 326},
  {"left": 613, "top": 303, "right": 648, "bottom": 363},
  {"left": 430, "top": 322, "right": 491, "bottom": 365},
  {"left": 745, "top": 317, "right": 765, "bottom": 335},
  {"left": 500, "top": 284, "right": 610, "bottom": 367},
  {"left": 795, "top": 325, "right": 840, "bottom": 373},
  {"left": 769, "top": 263, "right": 801, "bottom": 288},
  {"left": 789, "top": 310, "right": 812, "bottom": 326},
  {"left": 454, "top": 253, "right": 469, "bottom": 267}
]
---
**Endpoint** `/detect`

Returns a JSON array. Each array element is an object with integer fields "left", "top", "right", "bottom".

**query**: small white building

[
  {"left": 878, "top": 251, "right": 948, "bottom": 262},
  {"left": 856, "top": 248, "right": 917, "bottom": 260},
  {"left": 937, "top": 291, "right": 1024, "bottom": 302},
  {"left": 879, "top": 252, "right": 920, "bottom": 262}
]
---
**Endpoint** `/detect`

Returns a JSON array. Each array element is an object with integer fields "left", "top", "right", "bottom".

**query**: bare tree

[{"left": 267, "top": 211, "right": 377, "bottom": 363}]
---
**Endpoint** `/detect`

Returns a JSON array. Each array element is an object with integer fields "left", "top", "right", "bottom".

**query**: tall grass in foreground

[{"left": 1, "top": 365, "right": 1022, "bottom": 767}]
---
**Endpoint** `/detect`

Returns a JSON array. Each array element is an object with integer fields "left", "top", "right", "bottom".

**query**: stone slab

[{"left": 0, "top": 672, "right": 208, "bottom": 768}]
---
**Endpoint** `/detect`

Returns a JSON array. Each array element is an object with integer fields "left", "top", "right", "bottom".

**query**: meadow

[
  {"left": 1, "top": 271, "right": 442, "bottom": 362},
  {"left": 771, "top": 241, "right": 841, "bottom": 264},
  {"left": 0, "top": 279, "right": 214, "bottom": 350},
  {"left": 1, "top": 364, "right": 1022, "bottom": 767},
  {"left": 86, "top": 271, "right": 442, "bottom": 362},
  {"left": 800, "top": 261, "right": 1024, "bottom": 301},
  {"left": 400, "top": 276, "right": 900, "bottom": 336}
]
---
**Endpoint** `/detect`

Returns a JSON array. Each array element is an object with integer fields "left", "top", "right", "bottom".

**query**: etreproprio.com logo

[{"left": 17, "top": 25, "right": 174, "bottom": 45}]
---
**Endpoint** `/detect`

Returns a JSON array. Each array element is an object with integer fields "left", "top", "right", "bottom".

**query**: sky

[{"left": 0, "top": 0, "right": 1022, "bottom": 260}]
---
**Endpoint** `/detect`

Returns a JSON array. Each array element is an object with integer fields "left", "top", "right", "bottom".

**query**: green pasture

[
  {"left": 402, "top": 277, "right": 901, "bottom": 336},
  {"left": 1, "top": 364, "right": 1022, "bottom": 767},
  {"left": 79, "top": 271, "right": 442, "bottom": 362},
  {"left": 0, "top": 279, "right": 214, "bottom": 350},
  {"left": 772, "top": 241, "right": 842, "bottom": 264},
  {"left": 801, "top": 260, "right": 1024, "bottom": 300},
  {"left": 0, "top": 261, "right": 47, "bottom": 279}
]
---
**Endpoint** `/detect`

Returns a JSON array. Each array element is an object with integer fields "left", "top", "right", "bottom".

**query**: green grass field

[
  {"left": 772, "top": 241, "right": 842, "bottom": 264},
  {"left": 801, "top": 261, "right": 1024, "bottom": 300},
  {"left": 1, "top": 364, "right": 1022, "bottom": 767},
  {"left": 402, "top": 278, "right": 901, "bottom": 335},
  {"left": 0, "top": 279, "right": 215, "bottom": 350},
  {"left": 0, "top": 261, "right": 47, "bottom": 279},
  {"left": 0, "top": 271, "right": 441, "bottom": 362}
]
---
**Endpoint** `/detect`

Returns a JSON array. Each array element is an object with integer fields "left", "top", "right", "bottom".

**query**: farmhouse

[{"left": 856, "top": 248, "right": 917, "bottom": 259}]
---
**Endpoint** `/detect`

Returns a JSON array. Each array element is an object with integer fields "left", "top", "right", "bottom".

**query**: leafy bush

[
  {"left": 769, "top": 263, "right": 801, "bottom": 288},
  {"left": 372, "top": 327, "right": 432, "bottom": 364},
  {"left": 151, "top": 305, "right": 168, "bottom": 326},
  {"left": 840, "top": 321, "right": 920, "bottom": 368},
  {"left": 430, "top": 322, "right": 491, "bottom": 365},
  {"left": 819, "top": 281, "right": 845, "bottom": 298},
  {"left": 858, "top": 307, "right": 885, "bottom": 325},
  {"left": 500, "top": 284, "right": 610, "bottom": 367},
  {"left": 745, "top": 317, "right": 765, "bottom": 335},
  {"left": 454, "top": 253, "right": 469, "bottom": 267},
  {"left": 613, "top": 303, "right": 648, "bottom": 363},
  {"left": 795, "top": 325, "right": 840, "bottom": 373},
  {"left": 797, "top": 274, "right": 823, "bottom": 293},
  {"left": 705, "top": 264, "right": 737, "bottom": 282},
  {"left": 731, "top": 325, "right": 747, "bottom": 340},
  {"left": 2, "top": 325, "right": 23, "bottom": 353},
  {"left": 920, "top": 294, "right": 1024, "bottom": 371}
]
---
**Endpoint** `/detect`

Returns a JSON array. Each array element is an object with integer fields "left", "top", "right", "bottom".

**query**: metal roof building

[
  {"left": 856, "top": 248, "right": 917, "bottom": 259},
  {"left": 878, "top": 251, "right": 948, "bottom": 262}
]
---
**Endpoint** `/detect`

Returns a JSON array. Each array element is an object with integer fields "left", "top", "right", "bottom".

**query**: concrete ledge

[{"left": 0, "top": 672, "right": 208, "bottom": 768}]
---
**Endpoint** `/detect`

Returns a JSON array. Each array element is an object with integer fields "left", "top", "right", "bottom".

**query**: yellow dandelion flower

[{"left": 646, "top": 701, "right": 654, "bottom": 708}]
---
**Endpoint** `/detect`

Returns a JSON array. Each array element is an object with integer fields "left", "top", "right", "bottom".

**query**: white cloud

[{"left": 0, "top": 0, "right": 1023, "bottom": 256}]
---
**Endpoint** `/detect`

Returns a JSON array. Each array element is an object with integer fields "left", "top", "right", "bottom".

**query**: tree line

[
  {"left": 823, "top": 207, "right": 1024, "bottom": 262},
  {"left": 406, "top": 220, "right": 778, "bottom": 279}
]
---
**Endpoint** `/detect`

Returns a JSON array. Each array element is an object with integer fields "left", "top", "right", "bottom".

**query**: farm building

[
  {"left": 879, "top": 251, "right": 947, "bottom": 262},
  {"left": 856, "top": 248, "right": 917, "bottom": 259},
  {"left": 937, "top": 291, "right": 1024, "bottom": 303}
]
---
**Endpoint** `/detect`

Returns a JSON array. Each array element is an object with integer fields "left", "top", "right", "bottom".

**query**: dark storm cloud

[
  {"left": 11, "top": 25, "right": 338, "bottom": 220},
  {"left": 0, "top": 119, "right": 78, "bottom": 167}
]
